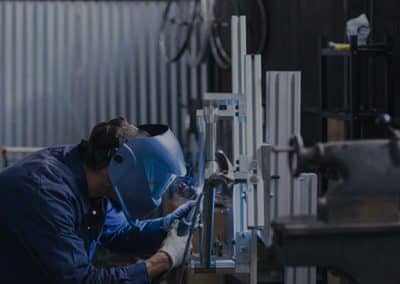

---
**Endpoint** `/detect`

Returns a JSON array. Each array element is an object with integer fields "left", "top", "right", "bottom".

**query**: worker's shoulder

[
  {"left": 0, "top": 145, "right": 76, "bottom": 195},
  {"left": 0, "top": 146, "right": 81, "bottom": 224}
]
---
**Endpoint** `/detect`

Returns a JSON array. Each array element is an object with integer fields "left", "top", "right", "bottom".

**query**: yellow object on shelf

[{"left": 328, "top": 41, "right": 351, "bottom": 51}]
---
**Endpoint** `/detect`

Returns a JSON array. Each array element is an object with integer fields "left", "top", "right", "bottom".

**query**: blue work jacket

[{"left": 0, "top": 145, "right": 167, "bottom": 283}]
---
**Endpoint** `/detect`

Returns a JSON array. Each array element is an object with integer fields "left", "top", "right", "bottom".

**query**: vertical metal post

[
  {"left": 200, "top": 183, "right": 215, "bottom": 268},
  {"left": 319, "top": 38, "right": 328, "bottom": 142},
  {"left": 200, "top": 103, "right": 219, "bottom": 269},
  {"left": 245, "top": 56, "right": 255, "bottom": 228},
  {"left": 265, "top": 71, "right": 317, "bottom": 284},
  {"left": 231, "top": 15, "right": 247, "bottom": 244},
  {"left": 245, "top": 54, "right": 264, "bottom": 228},
  {"left": 349, "top": 36, "right": 359, "bottom": 139}
]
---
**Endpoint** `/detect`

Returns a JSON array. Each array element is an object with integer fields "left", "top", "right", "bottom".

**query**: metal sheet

[
  {"left": 0, "top": 2, "right": 4, "bottom": 148},
  {"left": 0, "top": 1, "right": 207, "bottom": 165}
]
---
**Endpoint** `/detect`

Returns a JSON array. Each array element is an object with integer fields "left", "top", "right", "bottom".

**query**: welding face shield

[{"left": 108, "top": 125, "right": 186, "bottom": 222}]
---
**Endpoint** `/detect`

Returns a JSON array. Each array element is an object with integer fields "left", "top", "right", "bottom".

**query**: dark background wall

[{"left": 211, "top": 0, "right": 400, "bottom": 145}]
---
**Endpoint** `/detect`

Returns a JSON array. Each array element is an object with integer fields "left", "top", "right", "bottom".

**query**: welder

[{"left": 0, "top": 117, "right": 194, "bottom": 283}]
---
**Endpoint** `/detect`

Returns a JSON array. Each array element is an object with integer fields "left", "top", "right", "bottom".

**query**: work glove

[
  {"left": 159, "top": 221, "right": 191, "bottom": 269},
  {"left": 161, "top": 200, "right": 196, "bottom": 231}
]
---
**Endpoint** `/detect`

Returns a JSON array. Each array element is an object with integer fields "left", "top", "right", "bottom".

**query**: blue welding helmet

[{"left": 108, "top": 125, "right": 186, "bottom": 221}]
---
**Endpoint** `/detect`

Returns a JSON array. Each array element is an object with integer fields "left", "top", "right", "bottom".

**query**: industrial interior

[{"left": 0, "top": 1, "right": 399, "bottom": 284}]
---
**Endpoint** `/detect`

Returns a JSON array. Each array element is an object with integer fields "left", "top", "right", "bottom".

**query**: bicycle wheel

[
  {"left": 159, "top": 0, "right": 199, "bottom": 63},
  {"left": 186, "top": 0, "right": 214, "bottom": 67},
  {"left": 210, "top": 0, "right": 269, "bottom": 68}
]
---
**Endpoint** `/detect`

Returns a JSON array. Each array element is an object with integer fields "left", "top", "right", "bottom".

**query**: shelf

[
  {"left": 321, "top": 47, "right": 391, "bottom": 57},
  {"left": 303, "top": 108, "right": 383, "bottom": 121}
]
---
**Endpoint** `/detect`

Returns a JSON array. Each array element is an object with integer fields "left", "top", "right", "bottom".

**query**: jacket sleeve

[
  {"left": 100, "top": 201, "right": 167, "bottom": 258},
  {"left": 15, "top": 174, "right": 150, "bottom": 284}
]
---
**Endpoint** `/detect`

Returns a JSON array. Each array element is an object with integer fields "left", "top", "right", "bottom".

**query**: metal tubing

[
  {"left": 200, "top": 180, "right": 215, "bottom": 268},
  {"left": 200, "top": 103, "right": 219, "bottom": 269},
  {"left": 200, "top": 174, "right": 233, "bottom": 269},
  {"left": 205, "top": 122, "right": 216, "bottom": 164},
  {"left": 204, "top": 103, "right": 219, "bottom": 177}
]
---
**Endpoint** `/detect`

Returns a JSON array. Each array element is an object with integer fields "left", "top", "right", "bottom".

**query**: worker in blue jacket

[{"left": 0, "top": 117, "right": 195, "bottom": 283}]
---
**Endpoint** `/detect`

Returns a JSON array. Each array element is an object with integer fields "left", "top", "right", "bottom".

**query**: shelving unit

[{"left": 316, "top": 35, "right": 393, "bottom": 141}]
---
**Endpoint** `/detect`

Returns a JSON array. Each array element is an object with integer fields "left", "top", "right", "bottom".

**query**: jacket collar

[{"left": 62, "top": 145, "right": 91, "bottom": 214}]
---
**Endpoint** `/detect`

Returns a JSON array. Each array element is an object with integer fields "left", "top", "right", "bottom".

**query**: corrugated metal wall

[{"left": 0, "top": 1, "right": 207, "bottom": 155}]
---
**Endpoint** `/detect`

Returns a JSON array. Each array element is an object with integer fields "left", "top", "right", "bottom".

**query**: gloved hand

[
  {"left": 161, "top": 200, "right": 196, "bottom": 231},
  {"left": 159, "top": 221, "right": 190, "bottom": 269}
]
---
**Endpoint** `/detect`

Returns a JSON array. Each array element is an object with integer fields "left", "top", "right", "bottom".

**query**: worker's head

[{"left": 80, "top": 117, "right": 187, "bottom": 221}]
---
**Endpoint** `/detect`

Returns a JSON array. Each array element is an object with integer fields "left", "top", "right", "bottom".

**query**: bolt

[{"left": 114, "top": 154, "right": 123, "bottom": 163}]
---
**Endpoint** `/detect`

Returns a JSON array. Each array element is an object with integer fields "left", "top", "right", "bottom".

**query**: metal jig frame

[{"left": 194, "top": 16, "right": 317, "bottom": 284}]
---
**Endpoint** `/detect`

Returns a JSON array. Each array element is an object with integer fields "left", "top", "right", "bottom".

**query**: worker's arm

[
  {"left": 17, "top": 176, "right": 169, "bottom": 283},
  {"left": 100, "top": 200, "right": 195, "bottom": 258},
  {"left": 100, "top": 201, "right": 168, "bottom": 257}
]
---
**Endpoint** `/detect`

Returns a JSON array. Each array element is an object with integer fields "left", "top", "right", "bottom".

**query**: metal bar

[
  {"left": 320, "top": 38, "right": 328, "bottom": 142},
  {"left": 253, "top": 55, "right": 264, "bottom": 228},
  {"left": 253, "top": 55, "right": 263, "bottom": 150},
  {"left": 291, "top": 173, "right": 318, "bottom": 284},
  {"left": 204, "top": 92, "right": 242, "bottom": 101},
  {"left": 369, "top": 0, "right": 374, "bottom": 42},
  {"left": 237, "top": 15, "right": 247, "bottom": 160},
  {"left": 170, "top": 59, "right": 178, "bottom": 132},
  {"left": 245, "top": 56, "right": 255, "bottom": 228},
  {"left": 204, "top": 105, "right": 218, "bottom": 170},
  {"left": 201, "top": 62, "right": 208, "bottom": 100},
  {"left": 231, "top": 15, "right": 246, "bottom": 247},
  {"left": 190, "top": 22, "right": 199, "bottom": 124},
  {"left": 200, "top": 181, "right": 215, "bottom": 268},
  {"left": 349, "top": 36, "right": 358, "bottom": 139},
  {"left": 249, "top": 230, "right": 258, "bottom": 284},
  {"left": 259, "top": 144, "right": 272, "bottom": 246},
  {"left": 239, "top": 16, "right": 246, "bottom": 95},
  {"left": 231, "top": 16, "right": 239, "bottom": 94},
  {"left": 1, "top": 147, "right": 44, "bottom": 153},
  {"left": 200, "top": 104, "right": 219, "bottom": 269},
  {"left": 265, "top": 71, "right": 316, "bottom": 284},
  {"left": 179, "top": 53, "right": 188, "bottom": 143},
  {"left": 265, "top": 72, "right": 278, "bottom": 229}
]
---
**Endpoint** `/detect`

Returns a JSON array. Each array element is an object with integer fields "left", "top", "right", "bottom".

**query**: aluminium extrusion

[{"left": 265, "top": 71, "right": 317, "bottom": 284}]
